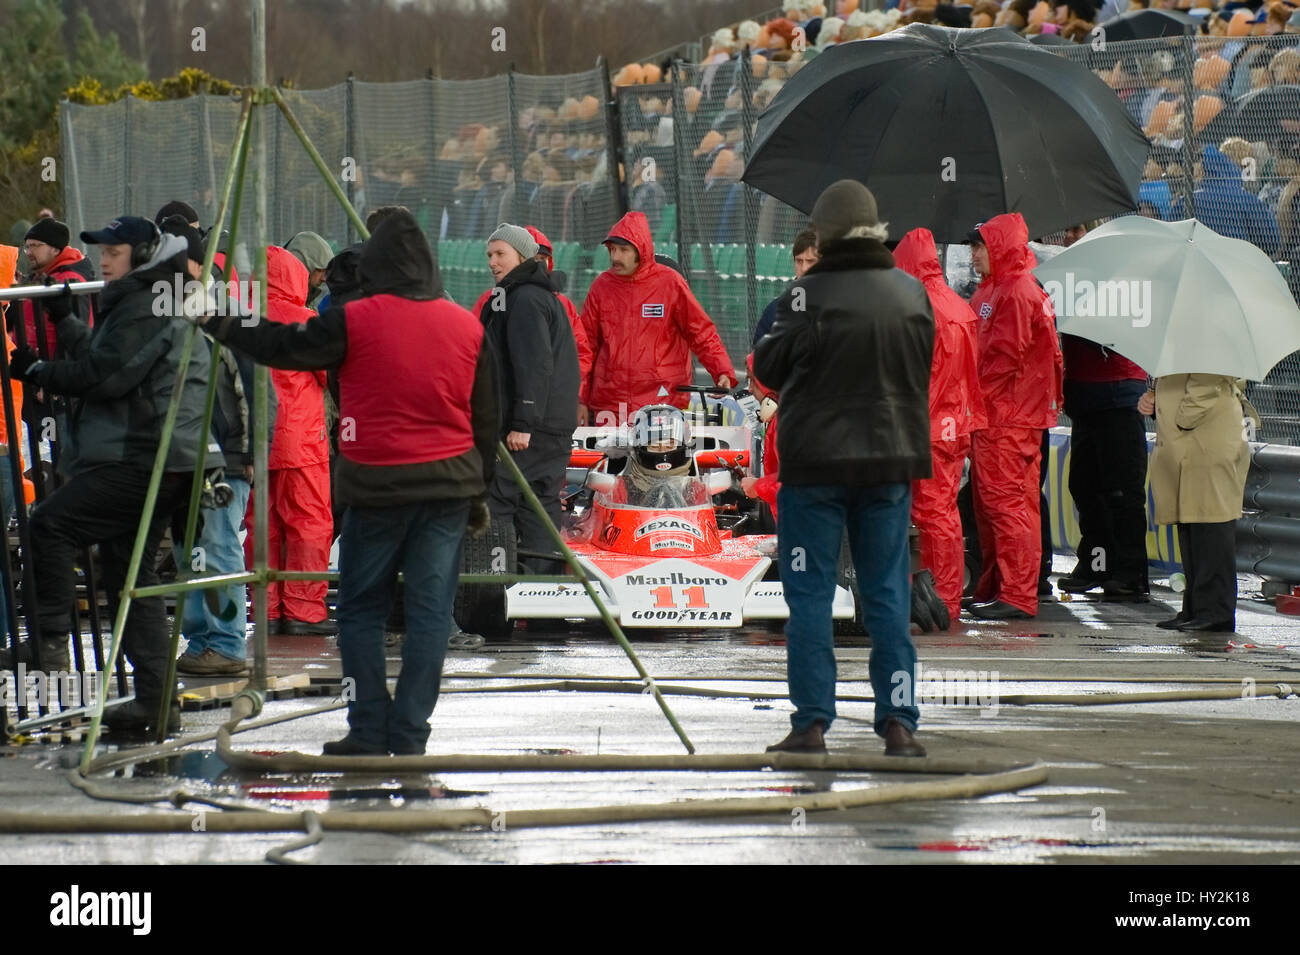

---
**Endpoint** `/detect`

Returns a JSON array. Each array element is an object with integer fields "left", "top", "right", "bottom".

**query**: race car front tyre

[{"left": 454, "top": 522, "right": 516, "bottom": 640}]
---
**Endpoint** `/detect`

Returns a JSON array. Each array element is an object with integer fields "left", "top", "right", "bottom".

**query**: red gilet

[{"left": 338, "top": 293, "right": 482, "bottom": 465}]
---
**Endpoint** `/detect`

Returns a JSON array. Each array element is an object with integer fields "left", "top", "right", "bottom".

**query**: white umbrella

[{"left": 1032, "top": 216, "right": 1300, "bottom": 380}]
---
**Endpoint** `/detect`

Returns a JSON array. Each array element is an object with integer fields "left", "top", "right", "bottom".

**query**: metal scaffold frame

[
  {"left": 0, "top": 1, "right": 691, "bottom": 770},
  {"left": 27, "top": 0, "right": 681, "bottom": 769}
]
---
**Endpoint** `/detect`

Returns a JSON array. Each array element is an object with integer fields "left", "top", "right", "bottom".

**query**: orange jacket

[{"left": 0, "top": 245, "right": 35, "bottom": 504}]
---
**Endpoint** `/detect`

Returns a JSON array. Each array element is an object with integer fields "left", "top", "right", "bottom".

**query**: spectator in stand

[
  {"left": 1174, "top": 145, "right": 1281, "bottom": 256},
  {"left": 753, "top": 228, "right": 820, "bottom": 346},
  {"left": 467, "top": 154, "right": 510, "bottom": 241},
  {"left": 579, "top": 211, "right": 735, "bottom": 427},
  {"left": 966, "top": 213, "right": 1064, "bottom": 620},
  {"left": 894, "top": 226, "right": 984, "bottom": 626},
  {"left": 629, "top": 152, "right": 668, "bottom": 237},
  {"left": 155, "top": 200, "right": 200, "bottom": 230}
]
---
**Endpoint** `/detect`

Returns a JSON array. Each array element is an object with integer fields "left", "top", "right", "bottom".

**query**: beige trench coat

[{"left": 1149, "top": 374, "right": 1255, "bottom": 525}]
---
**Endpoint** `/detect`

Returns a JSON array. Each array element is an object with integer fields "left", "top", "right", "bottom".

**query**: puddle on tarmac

[{"left": 123, "top": 749, "right": 486, "bottom": 807}]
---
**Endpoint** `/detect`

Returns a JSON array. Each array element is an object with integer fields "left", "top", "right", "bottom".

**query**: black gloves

[
  {"left": 43, "top": 282, "right": 74, "bottom": 322},
  {"left": 9, "top": 345, "right": 40, "bottom": 382},
  {"left": 468, "top": 498, "right": 491, "bottom": 539}
]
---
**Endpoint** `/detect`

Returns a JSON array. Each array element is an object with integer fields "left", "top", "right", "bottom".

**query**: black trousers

[
  {"left": 30, "top": 466, "right": 191, "bottom": 704},
  {"left": 1177, "top": 521, "right": 1238, "bottom": 626},
  {"left": 1067, "top": 407, "right": 1150, "bottom": 588},
  {"left": 488, "top": 431, "right": 570, "bottom": 574}
]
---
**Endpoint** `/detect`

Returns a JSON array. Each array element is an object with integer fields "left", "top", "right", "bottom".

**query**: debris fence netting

[{"left": 61, "top": 39, "right": 1300, "bottom": 440}]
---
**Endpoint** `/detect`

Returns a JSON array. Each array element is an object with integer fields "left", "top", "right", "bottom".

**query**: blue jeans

[
  {"left": 337, "top": 498, "right": 468, "bottom": 752},
  {"left": 177, "top": 476, "right": 251, "bottom": 661},
  {"left": 778, "top": 482, "right": 920, "bottom": 736}
]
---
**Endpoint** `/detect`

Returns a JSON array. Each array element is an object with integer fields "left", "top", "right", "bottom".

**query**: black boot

[
  {"left": 103, "top": 699, "right": 181, "bottom": 735},
  {"left": 0, "top": 635, "right": 71, "bottom": 672}
]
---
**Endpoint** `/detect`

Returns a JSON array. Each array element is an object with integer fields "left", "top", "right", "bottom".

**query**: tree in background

[
  {"left": 0, "top": 0, "right": 147, "bottom": 236},
  {"left": 73, "top": 0, "right": 763, "bottom": 85}
]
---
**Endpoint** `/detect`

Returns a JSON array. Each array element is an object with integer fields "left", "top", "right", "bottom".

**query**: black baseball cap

[
  {"left": 80, "top": 215, "right": 158, "bottom": 247},
  {"left": 965, "top": 223, "right": 986, "bottom": 245}
]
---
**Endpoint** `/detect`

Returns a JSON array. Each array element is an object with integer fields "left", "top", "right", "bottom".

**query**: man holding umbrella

[
  {"left": 967, "top": 213, "right": 1064, "bottom": 620},
  {"left": 755, "top": 180, "right": 933, "bottom": 757}
]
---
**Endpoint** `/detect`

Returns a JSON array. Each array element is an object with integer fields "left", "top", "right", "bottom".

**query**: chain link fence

[
  {"left": 59, "top": 64, "right": 625, "bottom": 313},
  {"left": 59, "top": 36, "right": 1300, "bottom": 441}
]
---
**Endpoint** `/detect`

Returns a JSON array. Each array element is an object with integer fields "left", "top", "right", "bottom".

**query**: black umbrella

[
  {"left": 1027, "top": 33, "right": 1072, "bottom": 46},
  {"left": 1093, "top": 7, "right": 1195, "bottom": 44},
  {"left": 742, "top": 23, "right": 1150, "bottom": 243}
]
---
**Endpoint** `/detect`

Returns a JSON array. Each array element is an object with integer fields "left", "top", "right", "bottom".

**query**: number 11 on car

[{"left": 650, "top": 585, "right": 710, "bottom": 609}]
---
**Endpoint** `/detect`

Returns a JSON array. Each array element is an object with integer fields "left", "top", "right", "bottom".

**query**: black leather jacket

[{"left": 754, "top": 237, "right": 934, "bottom": 487}]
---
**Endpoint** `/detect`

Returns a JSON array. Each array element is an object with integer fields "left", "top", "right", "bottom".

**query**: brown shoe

[
  {"left": 176, "top": 648, "right": 248, "bottom": 676},
  {"left": 883, "top": 718, "right": 926, "bottom": 757},
  {"left": 765, "top": 720, "right": 826, "bottom": 753}
]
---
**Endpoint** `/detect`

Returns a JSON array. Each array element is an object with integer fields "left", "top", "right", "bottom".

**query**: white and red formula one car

[
  {"left": 456, "top": 390, "right": 947, "bottom": 638},
  {"left": 505, "top": 407, "right": 857, "bottom": 630}
]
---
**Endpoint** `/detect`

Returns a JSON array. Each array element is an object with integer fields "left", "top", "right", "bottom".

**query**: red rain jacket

[
  {"left": 580, "top": 211, "right": 734, "bottom": 418},
  {"left": 968, "top": 213, "right": 1063, "bottom": 431},
  {"left": 265, "top": 246, "right": 328, "bottom": 469},
  {"left": 22, "top": 245, "right": 95, "bottom": 355},
  {"left": 893, "top": 228, "right": 986, "bottom": 441}
]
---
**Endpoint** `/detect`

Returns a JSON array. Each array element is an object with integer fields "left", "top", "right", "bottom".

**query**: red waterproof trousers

[
  {"left": 243, "top": 462, "right": 333, "bottom": 622},
  {"left": 972, "top": 427, "right": 1042, "bottom": 615},
  {"left": 912, "top": 433, "right": 971, "bottom": 621}
]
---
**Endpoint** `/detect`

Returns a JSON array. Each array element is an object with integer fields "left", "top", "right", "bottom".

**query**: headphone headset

[{"left": 130, "top": 220, "right": 163, "bottom": 270}]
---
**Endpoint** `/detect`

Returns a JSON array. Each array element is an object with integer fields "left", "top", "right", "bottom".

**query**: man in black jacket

[
  {"left": 480, "top": 223, "right": 579, "bottom": 573},
  {"left": 201, "top": 210, "right": 499, "bottom": 756},
  {"left": 755, "top": 181, "right": 934, "bottom": 758},
  {"left": 4, "top": 216, "right": 218, "bottom": 734}
]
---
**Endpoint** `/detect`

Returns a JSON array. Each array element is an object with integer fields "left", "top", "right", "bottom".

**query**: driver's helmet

[{"left": 630, "top": 404, "right": 692, "bottom": 472}]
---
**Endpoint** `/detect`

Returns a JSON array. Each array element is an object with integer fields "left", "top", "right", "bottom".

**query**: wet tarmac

[{"left": 2, "top": 566, "right": 1298, "bottom": 864}]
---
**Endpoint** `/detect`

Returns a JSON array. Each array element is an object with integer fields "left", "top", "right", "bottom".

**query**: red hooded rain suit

[
  {"left": 580, "top": 211, "right": 735, "bottom": 423},
  {"left": 894, "top": 227, "right": 985, "bottom": 621},
  {"left": 968, "top": 213, "right": 1064, "bottom": 616},
  {"left": 244, "top": 246, "right": 332, "bottom": 623}
]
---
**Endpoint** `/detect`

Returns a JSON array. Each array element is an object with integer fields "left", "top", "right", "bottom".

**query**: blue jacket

[{"left": 1174, "top": 146, "right": 1281, "bottom": 256}]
